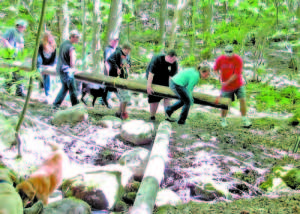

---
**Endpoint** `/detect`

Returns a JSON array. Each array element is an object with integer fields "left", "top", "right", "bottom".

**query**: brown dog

[{"left": 16, "top": 142, "right": 64, "bottom": 206}]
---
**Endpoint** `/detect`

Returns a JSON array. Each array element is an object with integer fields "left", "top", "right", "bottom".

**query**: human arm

[
  {"left": 69, "top": 48, "right": 76, "bottom": 68},
  {"left": 1, "top": 29, "right": 15, "bottom": 49},
  {"left": 147, "top": 72, "right": 155, "bottom": 94},
  {"left": 186, "top": 74, "right": 199, "bottom": 104}
]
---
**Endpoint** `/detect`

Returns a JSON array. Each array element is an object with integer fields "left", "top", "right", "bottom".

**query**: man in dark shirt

[
  {"left": 102, "top": 43, "right": 131, "bottom": 119},
  {"left": 96, "top": 35, "right": 119, "bottom": 107},
  {"left": 1, "top": 19, "right": 27, "bottom": 97},
  {"left": 146, "top": 50, "right": 178, "bottom": 120},
  {"left": 53, "top": 30, "right": 80, "bottom": 108}
]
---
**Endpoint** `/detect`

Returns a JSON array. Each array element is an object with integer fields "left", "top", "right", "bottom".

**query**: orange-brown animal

[{"left": 16, "top": 142, "right": 64, "bottom": 206}]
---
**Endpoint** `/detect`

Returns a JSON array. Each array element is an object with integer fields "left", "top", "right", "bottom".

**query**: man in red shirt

[{"left": 213, "top": 45, "right": 251, "bottom": 128}]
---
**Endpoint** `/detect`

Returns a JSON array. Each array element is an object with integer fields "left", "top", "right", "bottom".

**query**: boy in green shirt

[{"left": 165, "top": 63, "right": 210, "bottom": 125}]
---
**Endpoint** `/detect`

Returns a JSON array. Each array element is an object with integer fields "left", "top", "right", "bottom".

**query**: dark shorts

[
  {"left": 221, "top": 86, "right": 246, "bottom": 102},
  {"left": 148, "top": 95, "right": 165, "bottom": 103}
]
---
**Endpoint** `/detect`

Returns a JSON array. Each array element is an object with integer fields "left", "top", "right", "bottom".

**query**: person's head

[
  {"left": 165, "top": 50, "right": 177, "bottom": 64},
  {"left": 16, "top": 20, "right": 27, "bottom": 33},
  {"left": 42, "top": 32, "right": 56, "bottom": 52},
  {"left": 224, "top": 45, "right": 234, "bottom": 58},
  {"left": 121, "top": 43, "right": 131, "bottom": 59},
  {"left": 197, "top": 62, "right": 211, "bottom": 79},
  {"left": 69, "top": 30, "right": 80, "bottom": 44},
  {"left": 109, "top": 35, "right": 119, "bottom": 48}
]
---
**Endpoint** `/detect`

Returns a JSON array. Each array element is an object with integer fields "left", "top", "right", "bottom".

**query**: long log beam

[
  {"left": 0, "top": 61, "right": 230, "bottom": 109},
  {"left": 130, "top": 121, "right": 172, "bottom": 214}
]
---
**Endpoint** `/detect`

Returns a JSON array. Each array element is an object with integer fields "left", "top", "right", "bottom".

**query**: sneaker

[
  {"left": 221, "top": 119, "right": 228, "bottom": 127},
  {"left": 177, "top": 120, "right": 185, "bottom": 125},
  {"left": 242, "top": 117, "right": 252, "bottom": 128},
  {"left": 150, "top": 116, "right": 156, "bottom": 121},
  {"left": 165, "top": 109, "right": 176, "bottom": 122},
  {"left": 115, "top": 112, "right": 122, "bottom": 118},
  {"left": 121, "top": 112, "right": 129, "bottom": 120}
]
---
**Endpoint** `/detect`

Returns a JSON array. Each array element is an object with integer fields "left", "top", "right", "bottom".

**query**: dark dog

[{"left": 81, "top": 83, "right": 110, "bottom": 108}]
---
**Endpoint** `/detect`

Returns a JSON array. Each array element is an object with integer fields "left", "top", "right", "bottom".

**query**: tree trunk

[
  {"left": 159, "top": 0, "right": 167, "bottom": 49},
  {"left": 130, "top": 121, "right": 172, "bottom": 214},
  {"left": 57, "top": 0, "right": 69, "bottom": 44},
  {"left": 81, "top": 0, "right": 87, "bottom": 71},
  {"left": 15, "top": 0, "right": 47, "bottom": 158},
  {"left": 169, "top": 0, "right": 190, "bottom": 50},
  {"left": 105, "top": 0, "right": 122, "bottom": 45},
  {"left": 190, "top": 0, "right": 196, "bottom": 55},
  {"left": 0, "top": 62, "right": 231, "bottom": 109},
  {"left": 92, "top": 0, "right": 101, "bottom": 72}
]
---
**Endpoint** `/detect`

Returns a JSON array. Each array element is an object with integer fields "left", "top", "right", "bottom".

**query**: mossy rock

[
  {"left": 289, "top": 109, "right": 300, "bottom": 126},
  {"left": 52, "top": 103, "right": 88, "bottom": 126},
  {"left": 43, "top": 197, "right": 91, "bottom": 214},
  {"left": 98, "top": 116, "right": 122, "bottom": 128},
  {"left": 113, "top": 200, "right": 128, "bottom": 212},
  {"left": 125, "top": 181, "right": 140, "bottom": 193},
  {"left": 122, "top": 192, "right": 136, "bottom": 205},
  {"left": 282, "top": 168, "right": 300, "bottom": 190}
]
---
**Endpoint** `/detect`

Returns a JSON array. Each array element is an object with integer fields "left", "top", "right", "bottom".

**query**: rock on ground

[
  {"left": 120, "top": 120, "right": 154, "bottom": 145},
  {"left": 52, "top": 103, "right": 88, "bottom": 126}
]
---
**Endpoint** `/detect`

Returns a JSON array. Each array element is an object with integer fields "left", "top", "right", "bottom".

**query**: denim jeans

[
  {"left": 53, "top": 71, "right": 79, "bottom": 107},
  {"left": 166, "top": 80, "right": 192, "bottom": 123},
  {"left": 42, "top": 74, "right": 50, "bottom": 96}
]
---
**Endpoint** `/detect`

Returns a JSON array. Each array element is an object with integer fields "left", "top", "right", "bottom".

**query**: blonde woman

[
  {"left": 37, "top": 32, "right": 57, "bottom": 103},
  {"left": 165, "top": 63, "right": 211, "bottom": 125}
]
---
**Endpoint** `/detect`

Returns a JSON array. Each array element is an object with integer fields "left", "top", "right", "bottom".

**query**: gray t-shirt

[
  {"left": 2, "top": 28, "right": 24, "bottom": 50},
  {"left": 56, "top": 40, "right": 75, "bottom": 72}
]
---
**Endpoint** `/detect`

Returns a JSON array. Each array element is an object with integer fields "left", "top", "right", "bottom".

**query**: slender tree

[
  {"left": 15, "top": 0, "right": 48, "bottom": 158},
  {"left": 105, "top": 0, "right": 123, "bottom": 45},
  {"left": 169, "top": 0, "right": 190, "bottom": 50},
  {"left": 81, "top": 0, "right": 87, "bottom": 71},
  {"left": 159, "top": 0, "right": 168, "bottom": 49},
  {"left": 57, "top": 0, "right": 69, "bottom": 44},
  {"left": 92, "top": 0, "right": 101, "bottom": 72}
]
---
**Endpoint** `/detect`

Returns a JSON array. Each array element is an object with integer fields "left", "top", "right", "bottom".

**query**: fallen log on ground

[
  {"left": 0, "top": 61, "right": 230, "bottom": 109},
  {"left": 130, "top": 121, "right": 172, "bottom": 214}
]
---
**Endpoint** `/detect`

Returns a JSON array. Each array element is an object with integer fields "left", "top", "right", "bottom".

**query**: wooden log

[
  {"left": 130, "top": 121, "right": 172, "bottom": 214},
  {"left": 0, "top": 61, "right": 231, "bottom": 109}
]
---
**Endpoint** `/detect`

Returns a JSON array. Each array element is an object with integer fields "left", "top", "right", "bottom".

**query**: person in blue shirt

[{"left": 165, "top": 63, "right": 211, "bottom": 125}]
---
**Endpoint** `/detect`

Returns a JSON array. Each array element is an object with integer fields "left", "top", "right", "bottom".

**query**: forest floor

[{"left": 0, "top": 75, "right": 300, "bottom": 213}]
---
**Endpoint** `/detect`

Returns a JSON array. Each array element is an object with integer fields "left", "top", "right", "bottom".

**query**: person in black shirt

[
  {"left": 53, "top": 30, "right": 80, "bottom": 108},
  {"left": 37, "top": 32, "right": 57, "bottom": 104},
  {"left": 102, "top": 43, "right": 132, "bottom": 119},
  {"left": 146, "top": 50, "right": 178, "bottom": 121}
]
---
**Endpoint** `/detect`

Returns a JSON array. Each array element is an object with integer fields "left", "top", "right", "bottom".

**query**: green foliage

[
  {"left": 249, "top": 84, "right": 300, "bottom": 112},
  {"left": 282, "top": 168, "right": 300, "bottom": 190}
]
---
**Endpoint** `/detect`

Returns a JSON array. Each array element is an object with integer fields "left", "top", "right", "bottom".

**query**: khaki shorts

[
  {"left": 117, "top": 89, "right": 130, "bottom": 103},
  {"left": 221, "top": 86, "right": 246, "bottom": 102}
]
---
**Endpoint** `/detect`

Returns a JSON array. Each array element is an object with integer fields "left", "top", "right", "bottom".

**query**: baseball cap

[
  {"left": 225, "top": 45, "right": 234, "bottom": 53},
  {"left": 109, "top": 34, "right": 119, "bottom": 41},
  {"left": 16, "top": 19, "right": 28, "bottom": 27},
  {"left": 70, "top": 30, "right": 81, "bottom": 38}
]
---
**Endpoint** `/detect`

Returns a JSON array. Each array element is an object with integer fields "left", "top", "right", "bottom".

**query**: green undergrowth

[
  {"left": 154, "top": 193, "right": 300, "bottom": 214},
  {"left": 246, "top": 83, "right": 300, "bottom": 113}
]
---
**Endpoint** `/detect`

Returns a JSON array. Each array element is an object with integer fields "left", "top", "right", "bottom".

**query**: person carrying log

[
  {"left": 213, "top": 45, "right": 252, "bottom": 128},
  {"left": 165, "top": 63, "right": 211, "bottom": 125},
  {"left": 102, "top": 43, "right": 132, "bottom": 119},
  {"left": 146, "top": 50, "right": 178, "bottom": 121},
  {"left": 52, "top": 30, "right": 81, "bottom": 109},
  {"left": 1, "top": 19, "right": 27, "bottom": 97},
  {"left": 37, "top": 32, "right": 57, "bottom": 104}
]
